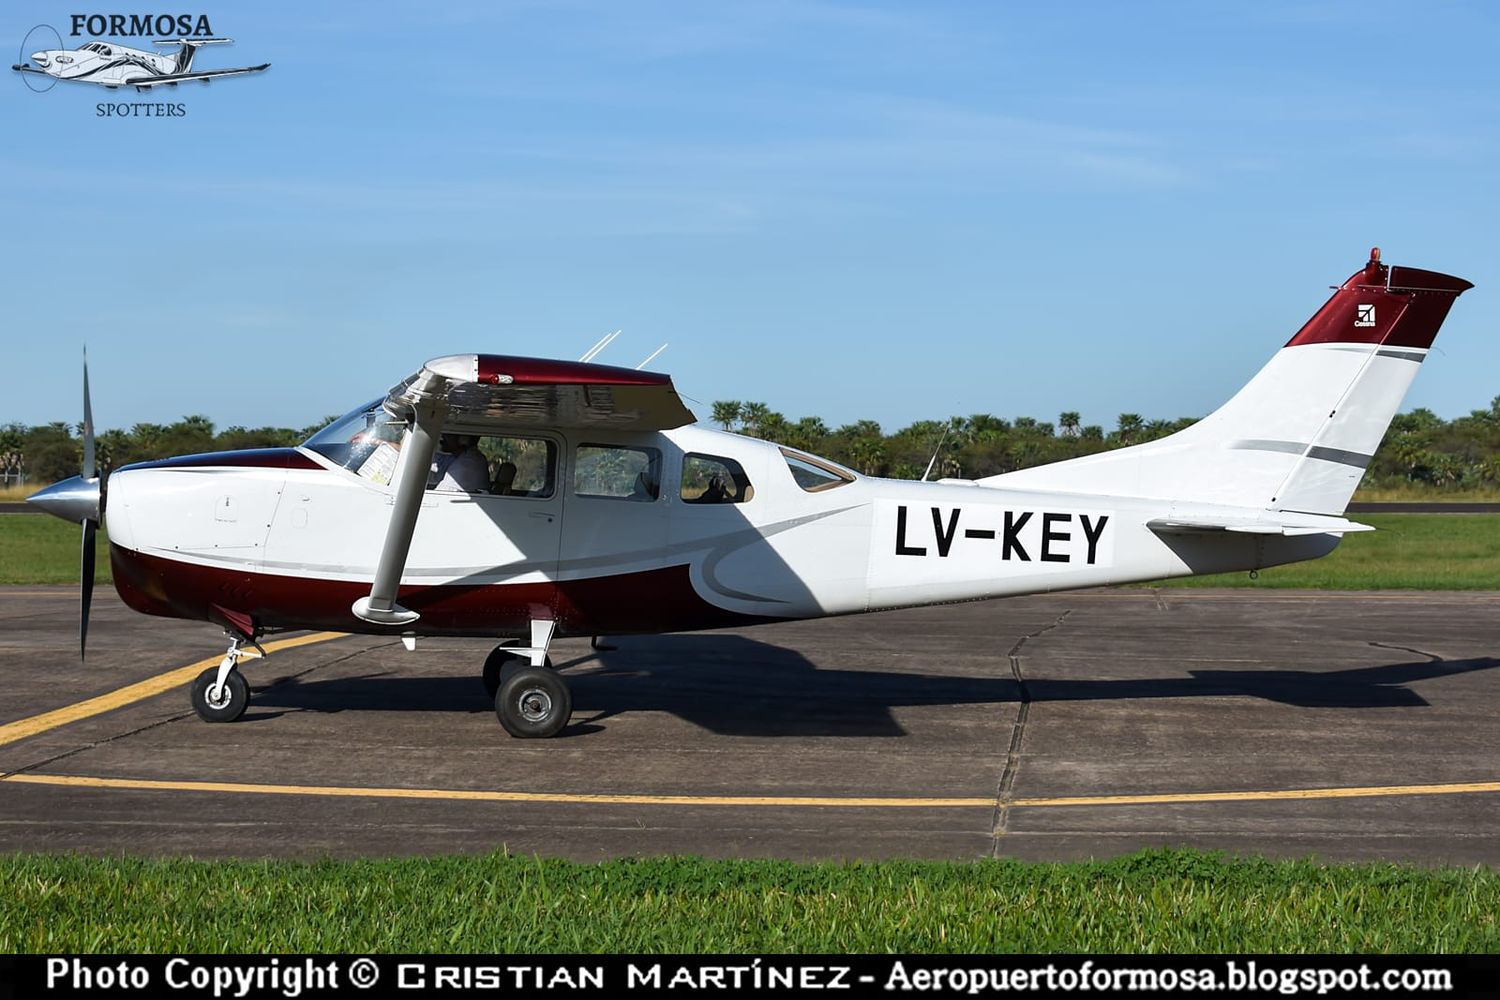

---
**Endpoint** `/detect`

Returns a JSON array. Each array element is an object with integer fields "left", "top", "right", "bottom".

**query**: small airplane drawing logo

[{"left": 13, "top": 36, "right": 267, "bottom": 92}]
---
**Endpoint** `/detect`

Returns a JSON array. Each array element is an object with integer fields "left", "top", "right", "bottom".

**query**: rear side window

[
  {"left": 681, "top": 454, "right": 755, "bottom": 504},
  {"left": 574, "top": 445, "right": 661, "bottom": 501},
  {"left": 781, "top": 448, "right": 854, "bottom": 492}
]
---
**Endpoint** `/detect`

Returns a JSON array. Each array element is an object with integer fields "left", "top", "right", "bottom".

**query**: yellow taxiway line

[
  {"left": 1013, "top": 780, "right": 1500, "bottom": 808},
  {"left": 0, "top": 631, "right": 346, "bottom": 747},
  {"left": 0, "top": 772, "right": 991, "bottom": 809},
  {"left": 3, "top": 771, "right": 1499, "bottom": 812}
]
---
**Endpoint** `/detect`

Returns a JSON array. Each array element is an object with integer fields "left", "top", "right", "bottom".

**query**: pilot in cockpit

[{"left": 432, "top": 434, "right": 489, "bottom": 493}]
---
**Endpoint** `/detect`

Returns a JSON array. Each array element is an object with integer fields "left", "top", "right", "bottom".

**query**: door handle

[{"left": 529, "top": 512, "right": 554, "bottom": 522}]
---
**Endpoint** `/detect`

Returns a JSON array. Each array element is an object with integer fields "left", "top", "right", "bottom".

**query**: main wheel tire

[
  {"left": 495, "top": 664, "right": 572, "bottom": 738},
  {"left": 190, "top": 666, "right": 249, "bottom": 723},
  {"left": 482, "top": 642, "right": 554, "bottom": 700}
]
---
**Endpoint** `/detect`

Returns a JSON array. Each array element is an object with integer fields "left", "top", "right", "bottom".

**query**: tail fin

[{"left": 979, "top": 249, "right": 1472, "bottom": 515}]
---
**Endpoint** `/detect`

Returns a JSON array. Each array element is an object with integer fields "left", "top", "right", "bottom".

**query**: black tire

[
  {"left": 190, "top": 666, "right": 249, "bottom": 723},
  {"left": 482, "top": 642, "right": 553, "bottom": 700},
  {"left": 495, "top": 664, "right": 572, "bottom": 738}
]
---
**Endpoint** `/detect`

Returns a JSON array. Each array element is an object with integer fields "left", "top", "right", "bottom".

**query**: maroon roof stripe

[{"left": 475, "top": 355, "right": 669, "bottom": 387}]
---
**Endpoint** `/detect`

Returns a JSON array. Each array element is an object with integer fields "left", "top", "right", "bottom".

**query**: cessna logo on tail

[{"left": 1355, "top": 303, "right": 1376, "bottom": 328}]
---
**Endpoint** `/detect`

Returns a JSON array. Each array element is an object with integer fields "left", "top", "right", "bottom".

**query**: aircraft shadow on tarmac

[{"left": 246, "top": 634, "right": 1500, "bottom": 738}]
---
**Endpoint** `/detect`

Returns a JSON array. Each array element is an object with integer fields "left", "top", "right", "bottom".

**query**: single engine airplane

[
  {"left": 12, "top": 37, "right": 267, "bottom": 91},
  {"left": 28, "top": 249, "right": 1472, "bottom": 737}
]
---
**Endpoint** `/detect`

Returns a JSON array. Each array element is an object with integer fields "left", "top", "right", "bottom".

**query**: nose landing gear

[{"left": 189, "top": 634, "right": 263, "bottom": 723}]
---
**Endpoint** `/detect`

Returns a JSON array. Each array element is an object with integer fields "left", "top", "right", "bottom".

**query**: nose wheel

[
  {"left": 190, "top": 665, "right": 249, "bottom": 723},
  {"left": 188, "top": 634, "right": 262, "bottom": 723}
]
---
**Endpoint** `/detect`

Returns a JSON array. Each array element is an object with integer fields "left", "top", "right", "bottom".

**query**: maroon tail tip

[{"left": 1285, "top": 251, "right": 1472, "bottom": 350}]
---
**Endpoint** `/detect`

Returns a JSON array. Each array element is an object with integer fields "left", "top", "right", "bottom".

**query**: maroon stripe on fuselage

[
  {"left": 120, "top": 448, "right": 322, "bottom": 473},
  {"left": 109, "top": 544, "right": 777, "bottom": 638},
  {"left": 476, "top": 355, "right": 670, "bottom": 387}
]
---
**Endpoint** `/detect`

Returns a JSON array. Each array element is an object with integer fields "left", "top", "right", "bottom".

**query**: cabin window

[
  {"left": 680, "top": 454, "right": 755, "bottom": 504},
  {"left": 574, "top": 444, "right": 661, "bottom": 502},
  {"left": 781, "top": 448, "right": 855, "bottom": 492},
  {"left": 475, "top": 436, "right": 556, "bottom": 498}
]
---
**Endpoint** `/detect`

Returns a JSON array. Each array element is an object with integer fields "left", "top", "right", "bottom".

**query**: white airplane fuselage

[{"left": 102, "top": 422, "right": 1330, "bottom": 639}]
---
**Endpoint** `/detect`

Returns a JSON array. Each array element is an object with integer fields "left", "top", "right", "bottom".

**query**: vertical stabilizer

[{"left": 979, "top": 249, "right": 1472, "bottom": 514}]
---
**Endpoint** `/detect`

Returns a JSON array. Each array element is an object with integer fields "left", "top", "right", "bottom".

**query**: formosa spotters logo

[{"left": 14, "top": 11, "right": 268, "bottom": 114}]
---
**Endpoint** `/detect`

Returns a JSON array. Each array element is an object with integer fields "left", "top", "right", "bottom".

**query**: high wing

[
  {"left": 126, "top": 63, "right": 269, "bottom": 87},
  {"left": 385, "top": 353, "right": 695, "bottom": 431},
  {"left": 351, "top": 354, "right": 695, "bottom": 627}
]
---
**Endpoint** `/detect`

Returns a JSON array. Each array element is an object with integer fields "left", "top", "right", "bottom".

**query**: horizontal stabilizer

[{"left": 1148, "top": 513, "right": 1374, "bottom": 537}]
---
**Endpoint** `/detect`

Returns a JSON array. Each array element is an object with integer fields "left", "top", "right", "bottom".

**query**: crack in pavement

[
  {"left": 990, "top": 610, "right": 1071, "bottom": 854},
  {"left": 1368, "top": 641, "right": 1442, "bottom": 662}
]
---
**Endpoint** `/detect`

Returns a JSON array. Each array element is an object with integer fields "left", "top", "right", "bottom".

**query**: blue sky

[{"left": 4, "top": 1, "right": 1496, "bottom": 436}]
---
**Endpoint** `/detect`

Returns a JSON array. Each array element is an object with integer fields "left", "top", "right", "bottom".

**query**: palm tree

[
  {"left": 711, "top": 400, "right": 742, "bottom": 431},
  {"left": 741, "top": 402, "right": 771, "bottom": 437},
  {"left": 1116, "top": 413, "right": 1144, "bottom": 444},
  {"left": 1059, "top": 411, "right": 1081, "bottom": 437}
]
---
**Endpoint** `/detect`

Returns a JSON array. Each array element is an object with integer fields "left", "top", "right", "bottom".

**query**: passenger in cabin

[
  {"left": 699, "top": 474, "right": 728, "bottom": 503},
  {"left": 491, "top": 461, "right": 518, "bottom": 496},
  {"left": 432, "top": 434, "right": 489, "bottom": 493},
  {"left": 630, "top": 456, "right": 661, "bottom": 501}
]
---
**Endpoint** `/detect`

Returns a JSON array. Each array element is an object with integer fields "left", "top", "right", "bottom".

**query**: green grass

[
  {"left": 1, "top": 849, "right": 1495, "bottom": 953},
  {"left": 1155, "top": 514, "right": 1500, "bottom": 589},
  {"left": 0, "top": 516, "right": 110, "bottom": 585},
  {"left": 0, "top": 514, "right": 1494, "bottom": 588},
  {"left": 1353, "top": 484, "right": 1500, "bottom": 502}
]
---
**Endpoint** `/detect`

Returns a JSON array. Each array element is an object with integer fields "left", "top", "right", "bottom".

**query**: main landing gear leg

[
  {"left": 190, "top": 634, "right": 263, "bottom": 723},
  {"left": 492, "top": 619, "right": 571, "bottom": 739}
]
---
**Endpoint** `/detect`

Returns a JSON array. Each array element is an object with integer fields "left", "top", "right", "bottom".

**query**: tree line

[
  {"left": 0, "top": 416, "right": 335, "bottom": 485},
  {"left": 708, "top": 396, "right": 1500, "bottom": 489},
  {"left": 4, "top": 394, "right": 1499, "bottom": 490}
]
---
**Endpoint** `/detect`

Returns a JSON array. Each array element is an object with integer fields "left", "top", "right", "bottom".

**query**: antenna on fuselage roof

[
  {"left": 578, "top": 330, "right": 620, "bottom": 363},
  {"left": 920, "top": 421, "right": 952, "bottom": 482},
  {"left": 635, "top": 343, "right": 668, "bottom": 370}
]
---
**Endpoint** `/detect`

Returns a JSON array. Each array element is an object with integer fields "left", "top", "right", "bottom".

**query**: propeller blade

[
  {"left": 82, "top": 348, "right": 95, "bottom": 481},
  {"left": 80, "top": 518, "right": 96, "bottom": 659}
]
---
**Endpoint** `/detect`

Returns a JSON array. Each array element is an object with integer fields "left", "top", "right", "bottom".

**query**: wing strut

[{"left": 351, "top": 372, "right": 447, "bottom": 626}]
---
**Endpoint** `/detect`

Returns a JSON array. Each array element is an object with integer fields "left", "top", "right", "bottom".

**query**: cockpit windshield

[{"left": 303, "top": 398, "right": 409, "bottom": 485}]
